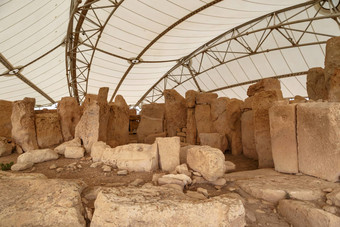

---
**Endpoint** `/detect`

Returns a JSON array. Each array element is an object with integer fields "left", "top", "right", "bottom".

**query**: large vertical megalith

[
  {"left": 164, "top": 89, "right": 186, "bottom": 137},
  {"left": 57, "top": 97, "right": 81, "bottom": 141},
  {"left": 306, "top": 67, "right": 327, "bottom": 101},
  {"left": 0, "top": 100, "right": 13, "bottom": 138}
]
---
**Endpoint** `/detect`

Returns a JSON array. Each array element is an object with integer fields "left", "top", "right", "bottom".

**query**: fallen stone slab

[
  {"left": 64, "top": 146, "right": 85, "bottom": 159},
  {"left": 278, "top": 199, "right": 340, "bottom": 227},
  {"left": 11, "top": 162, "right": 34, "bottom": 171},
  {"left": 199, "top": 132, "right": 228, "bottom": 152},
  {"left": 54, "top": 138, "right": 81, "bottom": 155},
  {"left": 17, "top": 148, "right": 59, "bottom": 164},
  {"left": 90, "top": 141, "right": 111, "bottom": 162},
  {"left": 0, "top": 172, "right": 86, "bottom": 227},
  {"left": 91, "top": 186, "right": 245, "bottom": 227}
]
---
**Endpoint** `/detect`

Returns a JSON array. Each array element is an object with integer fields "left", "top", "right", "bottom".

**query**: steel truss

[{"left": 135, "top": 0, "right": 340, "bottom": 106}]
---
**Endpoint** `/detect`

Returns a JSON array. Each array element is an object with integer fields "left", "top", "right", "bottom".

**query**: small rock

[
  {"left": 210, "top": 177, "right": 226, "bottom": 186},
  {"left": 64, "top": 146, "right": 85, "bottom": 159},
  {"left": 56, "top": 167, "right": 63, "bottom": 173},
  {"left": 82, "top": 198, "right": 89, "bottom": 204},
  {"left": 85, "top": 207, "right": 93, "bottom": 221},
  {"left": 152, "top": 173, "right": 165, "bottom": 184},
  {"left": 246, "top": 210, "right": 257, "bottom": 223},
  {"left": 273, "top": 208, "right": 277, "bottom": 213},
  {"left": 192, "top": 176, "right": 207, "bottom": 184},
  {"left": 322, "top": 205, "right": 338, "bottom": 214},
  {"left": 197, "top": 187, "right": 209, "bottom": 197},
  {"left": 86, "top": 157, "right": 92, "bottom": 161},
  {"left": 49, "top": 164, "right": 57, "bottom": 170},
  {"left": 323, "top": 188, "right": 333, "bottom": 193},
  {"left": 11, "top": 162, "right": 34, "bottom": 171},
  {"left": 142, "top": 183, "right": 154, "bottom": 189},
  {"left": 225, "top": 161, "right": 236, "bottom": 172},
  {"left": 192, "top": 171, "right": 202, "bottom": 177},
  {"left": 256, "top": 209, "right": 266, "bottom": 214},
  {"left": 129, "top": 179, "right": 144, "bottom": 187},
  {"left": 117, "top": 169, "right": 128, "bottom": 176},
  {"left": 90, "top": 162, "right": 102, "bottom": 168},
  {"left": 77, "top": 164, "right": 82, "bottom": 169},
  {"left": 175, "top": 163, "right": 191, "bottom": 177},
  {"left": 228, "top": 187, "right": 236, "bottom": 192},
  {"left": 162, "top": 174, "right": 192, "bottom": 185},
  {"left": 186, "top": 191, "right": 206, "bottom": 200},
  {"left": 102, "top": 165, "right": 112, "bottom": 172},
  {"left": 326, "top": 199, "right": 333, "bottom": 205},
  {"left": 215, "top": 186, "right": 222, "bottom": 190}
]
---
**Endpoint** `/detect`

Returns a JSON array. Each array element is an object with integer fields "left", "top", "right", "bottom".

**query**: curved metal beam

[{"left": 135, "top": 0, "right": 339, "bottom": 106}]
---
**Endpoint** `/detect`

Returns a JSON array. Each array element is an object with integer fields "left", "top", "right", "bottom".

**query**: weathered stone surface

[
  {"left": 17, "top": 148, "right": 59, "bottom": 164},
  {"left": 156, "top": 137, "right": 180, "bottom": 172},
  {"left": 326, "top": 188, "right": 340, "bottom": 207},
  {"left": 54, "top": 138, "right": 81, "bottom": 155},
  {"left": 211, "top": 97, "right": 229, "bottom": 140},
  {"left": 137, "top": 116, "right": 164, "bottom": 143},
  {"left": 278, "top": 200, "right": 340, "bottom": 227},
  {"left": 297, "top": 102, "right": 340, "bottom": 182},
  {"left": 91, "top": 141, "right": 111, "bottom": 162},
  {"left": 0, "top": 172, "right": 85, "bottom": 226},
  {"left": 98, "top": 143, "right": 158, "bottom": 172},
  {"left": 175, "top": 163, "right": 191, "bottom": 176},
  {"left": 328, "top": 69, "right": 340, "bottom": 102},
  {"left": 11, "top": 162, "right": 34, "bottom": 171},
  {"left": 225, "top": 161, "right": 236, "bottom": 172},
  {"left": 91, "top": 186, "right": 246, "bottom": 227},
  {"left": 241, "top": 97, "right": 253, "bottom": 111},
  {"left": 144, "top": 132, "right": 166, "bottom": 144},
  {"left": 186, "top": 108, "right": 197, "bottom": 145},
  {"left": 306, "top": 68, "right": 327, "bottom": 101},
  {"left": 225, "top": 99, "right": 243, "bottom": 155},
  {"left": 35, "top": 112, "right": 63, "bottom": 148},
  {"left": 179, "top": 145, "right": 198, "bottom": 164},
  {"left": 107, "top": 95, "right": 129, "bottom": 147},
  {"left": 241, "top": 111, "right": 257, "bottom": 160},
  {"left": 325, "top": 37, "right": 340, "bottom": 81},
  {"left": 195, "top": 104, "right": 213, "bottom": 143},
  {"left": 158, "top": 174, "right": 192, "bottom": 188},
  {"left": 196, "top": 92, "right": 218, "bottom": 105},
  {"left": 199, "top": 133, "right": 228, "bottom": 152},
  {"left": 11, "top": 98, "right": 38, "bottom": 152},
  {"left": 187, "top": 146, "right": 226, "bottom": 181},
  {"left": 290, "top": 95, "right": 306, "bottom": 104},
  {"left": 185, "top": 90, "right": 198, "bottom": 108},
  {"left": 57, "top": 97, "right": 81, "bottom": 141},
  {"left": 0, "top": 137, "right": 14, "bottom": 157},
  {"left": 247, "top": 78, "right": 282, "bottom": 97},
  {"left": 269, "top": 104, "right": 298, "bottom": 173},
  {"left": 229, "top": 169, "right": 338, "bottom": 203},
  {"left": 164, "top": 89, "right": 187, "bottom": 137},
  {"left": 141, "top": 103, "right": 165, "bottom": 119},
  {"left": 64, "top": 146, "right": 85, "bottom": 159},
  {"left": 252, "top": 90, "right": 282, "bottom": 168},
  {"left": 0, "top": 100, "right": 12, "bottom": 138},
  {"left": 75, "top": 88, "right": 109, "bottom": 153}
]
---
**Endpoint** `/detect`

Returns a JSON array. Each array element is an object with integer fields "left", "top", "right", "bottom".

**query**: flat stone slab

[
  {"left": 91, "top": 186, "right": 245, "bottom": 227},
  {"left": 0, "top": 172, "right": 86, "bottom": 227}
]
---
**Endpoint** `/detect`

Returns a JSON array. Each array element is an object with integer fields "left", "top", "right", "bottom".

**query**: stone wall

[{"left": 0, "top": 100, "right": 12, "bottom": 138}]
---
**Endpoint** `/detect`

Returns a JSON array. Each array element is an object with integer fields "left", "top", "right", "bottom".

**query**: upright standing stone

[
  {"left": 195, "top": 104, "right": 213, "bottom": 143},
  {"left": 252, "top": 90, "right": 282, "bottom": 168},
  {"left": 35, "top": 111, "right": 64, "bottom": 148},
  {"left": 57, "top": 97, "right": 81, "bottom": 141},
  {"left": 0, "top": 100, "right": 12, "bottom": 138},
  {"left": 297, "top": 102, "right": 340, "bottom": 182},
  {"left": 107, "top": 95, "right": 129, "bottom": 147},
  {"left": 241, "top": 111, "right": 257, "bottom": 160},
  {"left": 226, "top": 99, "right": 243, "bottom": 155},
  {"left": 185, "top": 90, "right": 198, "bottom": 108},
  {"left": 211, "top": 97, "right": 229, "bottom": 136},
  {"left": 75, "top": 88, "right": 109, "bottom": 153},
  {"left": 324, "top": 37, "right": 340, "bottom": 102},
  {"left": 269, "top": 104, "right": 298, "bottom": 173},
  {"left": 247, "top": 78, "right": 282, "bottom": 98},
  {"left": 11, "top": 98, "right": 38, "bottom": 152},
  {"left": 306, "top": 68, "right": 327, "bottom": 101},
  {"left": 196, "top": 92, "right": 218, "bottom": 105},
  {"left": 164, "top": 90, "right": 186, "bottom": 137},
  {"left": 186, "top": 108, "right": 197, "bottom": 145},
  {"left": 199, "top": 133, "right": 228, "bottom": 152},
  {"left": 156, "top": 137, "right": 180, "bottom": 172}
]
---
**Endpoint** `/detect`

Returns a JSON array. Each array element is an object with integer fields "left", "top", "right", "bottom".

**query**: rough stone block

[
  {"left": 185, "top": 90, "right": 198, "bottom": 108},
  {"left": 196, "top": 92, "right": 218, "bottom": 105},
  {"left": 247, "top": 78, "right": 282, "bottom": 98},
  {"left": 195, "top": 104, "right": 213, "bottom": 143},
  {"left": 137, "top": 116, "right": 163, "bottom": 143},
  {"left": 306, "top": 67, "right": 328, "bottom": 101},
  {"left": 269, "top": 104, "right": 298, "bottom": 173},
  {"left": 297, "top": 102, "right": 340, "bottom": 182},
  {"left": 226, "top": 99, "right": 243, "bottom": 155},
  {"left": 0, "top": 100, "right": 12, "bottom": 138},
  {"left": 141, "top": 103, "right": 165, "bottom": 119},
  {"left": 241, "top": 111, "right": 257, "bottom": 160},
  {"left": 35, "top": 112, "right": 64, "bottom": 148},
  {"left": 0, "top": 137, "right": 14, "bottom": 157},
  {"left": 156, "top": 137, "right": 180, "bottom": 172},
  {"left": 64, "top": 146, "right": 85, "bottom": 159},
  {"left": 57, "top": 97, "right": 81, "bottom": 141},
  {"left": 211, "top": 97, "right": 229, "bottom": 138},
  {"left": 324, "top": 36, "right": 340, "bottom": 81},
  {"left": 199, "top": 133, "right": 228, "bottom": 152},
  {"left": 186, "top": 108, "right": 197, "bottom": 145},
  {"left": 144, "top": 132, "right": 166, "bottom": 144},
  {"left": 17, "top": 148, "right": 58, "bottom": 164}
]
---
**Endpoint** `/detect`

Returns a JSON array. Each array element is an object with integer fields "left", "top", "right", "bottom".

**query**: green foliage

[{"left": 0, "top": 162, "right": 14, "bottom": 171}]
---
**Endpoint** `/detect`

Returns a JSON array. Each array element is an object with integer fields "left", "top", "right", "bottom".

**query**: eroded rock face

[
  {"left": 185, "top": 90, "right": 198, "bottom": 108},
  {"left": 307, "top": 67, "right": 327, "bottom": 101},
  {"left": 54, "top": 138, "right": 81, "bottom": 155},
  {"left": 186, "top": 108, "right": 197, "bottom": 145},
  {"left": 297, "top": 102, "right": 340, "bottom": 182},
  {"left": 196, "top": 92, "right": 218, "bottom": 105},
  {"left": 17, "top": 148, "right": 59, "bottom": 164},
  {"left": 241, "top": 111, "right": 257, "bottom": 160},
  {"left": 269, "top": 104, "right": 298, "bottom": 174},
  {"left": 247, "top": 78, "right": 282, "bottom": 98},
  {"left": 164, "top": 89, "right": 186, "bottom": 137},
  {"left": 107, "top": 95, "right": 129, "bottom": 147},
  {"left": 278, "top": 200, "right": 340, "bottom": 227},
  {"left": 199, "top": 133, "right": 228, "bottom": 152},
  {"left": 35, "top": 112, "right": 64, "bottom": 148},
  {"left": 75, "top": 88, "right": 110, "bottom": 153},
  {"left": 11, "top": 98, "right": 38, "bottom": 152},
  {"left": 57, "top": 97, "right": 81, "bottom": 141},
  {"left": 225, "top": 99, "right": 243, "bottom": 155},
  {"left": 195, "top": 104, "right": 213, "bottom": 143},
  {"left": 0, "top": 100, "right": 12, "bottom": 138},
  {"left": 0, "top": 137, "right": 14, "bottom": 157},
  {"left": 156, "top": 137, "right": 180, "bottom": 172},
  {"left": 187, "top": 146, "right": 226, "bottom": 181},
  {"left": 211, "top": 97, "right": 229, "bottom": 142},
  {"left": 0, "top": 172, "right": 86, "bottom": 227},
  {"left": 91, "top": 186, "right": 246, "bottom": 227}
]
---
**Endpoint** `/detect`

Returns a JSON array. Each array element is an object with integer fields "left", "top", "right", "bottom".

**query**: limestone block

[
  {"left": 144, "top": 132, "right": 166, "bottom": 144},
  {"left": 241, "top": 111, "right": 257, "bottom": 160},
  {"left": 0, "top": 100, "right": 12, "bottom": 138},
  {"left": 187, "top": 146, "right": 226, "bottom": 181},
  {"left": 75, "top": 88, "right": 109, "bottom": 153},
  {"left": 11, "top": 98, "right": 38, "bottom": 152},
  {"left": 247, "top": 78, "right": 282, "bottom": 98},
  {"left": 57, "top": 97, "right": 81, "bottom": 141},
  {"left": 297, "top": 103, "right": 340, "bottom": 182},
  {"left": 241, "top": 96, "right": 253, "bottom": 111},
  {"left": 11, "top": 162, "right": 34, "bottom": 171},
  {"left": 179, "top": 145, "right": 198, "bottom": 164},
  {"left": 211, "top": 97, "right": 229, "bottom": 137},
  {"left": 269, "top": 104, "right": 298, "bottom": 173},
  {"left": 199, "top": 133, "right": 228, "bottom": 152},
  {"left": 226, "top": 99, "right": 243, "bottom": 155},
  {"left": 137, "top": 116, "right": 163, "bottom": 142},
  {"left": 252, "top": 90, "right": 282, "bottom": 168},
  {"left": 54, "top": 138, "right": 81, "bottom": 155},
  {"left": 326, "top": 188, "right": 340, "bottom": 207},
  {"left": 107, "top": 95, "right": 129, "bottom": 148},
  {"left": 141, "top": 103, "right": 165, "bottom": 119},
  {"left": 164, "top": 89, "right": 187, "bottom": 137},
  {"left": 195, "top": 104, "right": 213, "bottom": 143},
  {"left": 156, "top": 137, "right": 180, "bottom": 172},
  {"left": 35, "top": 112, "right": 63, "bottom": 148},
  {"left": 17, "top": 148, "right": 58, "bottom": 164},
  {"left": 90, "top": 141, "right": 111, "bottom": 162},
  {"left": 186, "top": 108, "right": 197, "bottom": 145},
  {"left": 278, "top": 200, "right": 340, "bottom": 227},
  {"left": 0, "top": 137, "right": 14, "bottom": 157},
  {"left": 64, "top": 146, "right": 85, "bottom": 159},
  {"left": 91, "top": 186, "right": 245, "bottom": 227},
  {"left": 101, "top": 143, "right": 158, "bottom": 172},
  {"left": 196, "top": 92, "right": 218, "bottom": 105},
  {"left": 328, "top": 69, "right": 340, "bottom": 102},
  {"left": 324, "top": 37, "right": 340, "bottom": 81},
  {"left": 306, "top": 67, "right": 328, "bottom": 101},
  {"left": 0, "top": 172, "right": 85, "bottom": 226},
  {"left": 185, "top": 90, "right": 198, "bottom": 108}
]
